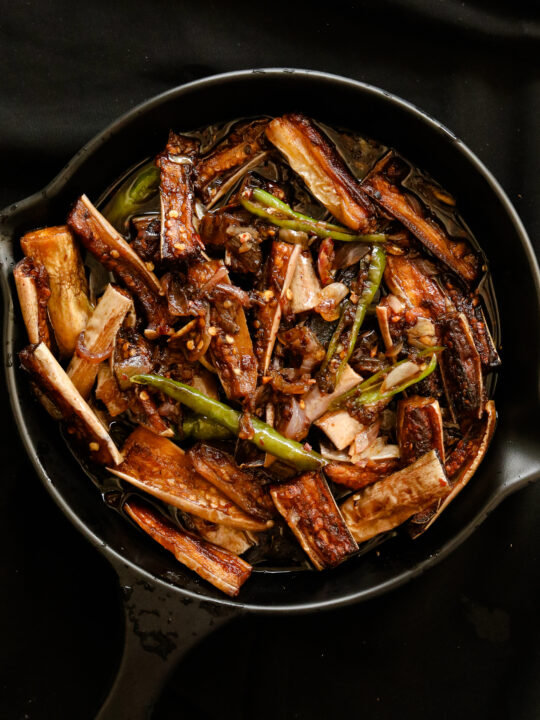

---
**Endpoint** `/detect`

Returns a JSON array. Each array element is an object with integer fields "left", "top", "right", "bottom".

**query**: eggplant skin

[
  {"left": 270, "top": 471, "right": 358, "bottom": 570},
  {"left": 20, "top": 225, "right": 92, "bottom": 357},
  {"left": 324, "top": 458, "right": 400, "bottom": 491},
  {"left": 341, "top": 450, "right": 449, "bottom": 543},
  {"left": 266, "top": 113, "right": 377, "bottom": 232},
  {"left": 438, "top": 312, "right": 484, "bottom": 423},
  {"left": 397, "top": 395, "right": 445, "bottom": 465},
  {"left": 362, "top": 152, "right": 479, "bottom": 284},
  {"left": 124, "top": 498, "right": 252, "bottom": 597},
  {"left": 188, "top": 442, "right": 276, "bottom": 522}
]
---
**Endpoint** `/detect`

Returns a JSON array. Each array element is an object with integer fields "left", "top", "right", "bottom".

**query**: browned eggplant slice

[
  {"left": 19, "top": 342, "right": 122, "bottom": 465},
  {"left": 109, "top": 427, "right": 271, "bottom": 531},
  {"left": 341, "top": 450, "right": 449, "bottom": 543},
  {"left": 199, "top": 208, "right": 264, "bottom": 276},
  {"left": 384, "top": 255, "right": 448, "bottom": 317},
  {"left": 438, "top": 312, "right": 484, "bottom": 423},
  {"left": 68, "top": 195, "right": 173, "bottom": 339},
  {"left": 124, "top": 498, "right": 252, "bottom": 597},
  {"left": 266, "top": 113, "right": 377, "bottom": 232},
  {"left": 324, "top": 458, "right": 400, "bottom": 491},
  {"left": 397, "top": 395, "right": 445, "bottom": 465},
  {"left": 253, "top": 240, "right": 301, "bottom": 374},
  {"left": 196, "top": 119, "right": 269, "bottom": 203},
  {"left": 95, "top": 363, "right": 130, "bottom": 417},
  {"left": 188, "top": 260, "right": 257, "bottom": 400},
  {"left": 130, "top": 215, "right": 160, "bottom": 265},
  {"left": 409, "top": 401, "right": 496, "bottom": 537},
  {"left": 157, "top": 131, "right": 204, "bottom": 264},
  {"left": 441, "top": 277, "right": 501, "bottom": 369},
  {"left": 132, "top": 387, "right": 174, "bottom": 438},
  {"left": 362, "top": 152, "right": 479, "bottom": 283},
  {"left": 20, "top": 225, "right": 93, "bottom": 357},
  {"left": 184, "top": 515, "right": 256, "bottom": 555},
  {"left": 113, "top": 327, "right": 155, "bottom": 390},
  {"left": 189, "top": 442, "right": 276, "bottom": 522},
  {"left": 13, "top": 257, "right": 53, "bottom": 348},
  {"left": 67, "top": 284, "right": 132, "bottom": 399},
  {"left": 270, "top": 471, "right": 358, "bottom": 569}
]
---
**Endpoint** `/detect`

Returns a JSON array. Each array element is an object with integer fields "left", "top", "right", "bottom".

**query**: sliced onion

[
  {"left": 75, "top": 332, "right": 113, "bottom": 364},
  {"left": 380, "top": 361, "right": 421, "bottom": 393},
  {"left": 315, "top": 282, "right": 349, "bottom": 321},
  {"left": 333, "top": 242, "right": 370, "bottom": 269}
]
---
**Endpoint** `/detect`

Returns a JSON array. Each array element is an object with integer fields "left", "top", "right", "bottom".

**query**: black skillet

[{"left": 1, "top": 69, "right": 539, "bottom": 719}]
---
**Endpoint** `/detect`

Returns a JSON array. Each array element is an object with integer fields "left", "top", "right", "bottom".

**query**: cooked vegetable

[
  {"left": 341, "top": 450, "right": 449, "bottom": 543},
  {"left": 110, "top": 426, "right": 271, "bottom": 530},
  {"left": 20, "top": 225, "right": 92, "bottom": 357},
  {"left": 131, "top": 374, "right": 326, "bottom": 471},
  {"left": 241, "top": 188, "right": 386, "bottom": 242},
  {"left": 270, "top": 471, "right": 358, "bottom": 569},
  {"left": 15, "top": 113, "right": 499, "bottom": 595},
  {"left": 317, "top": 246, "right": 386, "bottom": 393},
  {"left": 124, "top": 498, "right": 252, "bottom": 596},
  {"left": 104, "top": 163, "right": 160, "bottom": 231}
]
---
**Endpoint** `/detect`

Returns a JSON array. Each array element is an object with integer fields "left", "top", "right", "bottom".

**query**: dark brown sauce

[{"left": 83, "top": 116, "right": 501, "bottom": 573}]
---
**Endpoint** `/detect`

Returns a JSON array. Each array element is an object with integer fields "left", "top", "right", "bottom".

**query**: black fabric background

[{"left": 1, "top": 2, "right": 539, "bottom": 718}]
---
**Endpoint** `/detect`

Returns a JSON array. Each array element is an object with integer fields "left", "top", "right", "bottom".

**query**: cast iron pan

[{"left": 2, "top": 69, "right": 540, "bottom": 719}]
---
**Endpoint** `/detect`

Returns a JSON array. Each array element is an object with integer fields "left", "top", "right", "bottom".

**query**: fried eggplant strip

[
  {"left": 397, "top": 395, "right": 445, "bottom": 465},
  {"left": 270, "top": 470, "right": 358, "bottom": 569},
  {"left": 409, "top": 401, "right": 496, "bottom": 537},
  {"left": 20, "top": 225, "right": 92, "bottom": 357},
  {"left": 253, "top": 240, "right": 301, "bottom": 374},
  {"left": 188, "top": 260, "right": 257, "bottom": 400},
  {"left": 266, "top": 113, "right": 377, "bottom": 232},
  {"left": 184, "top": 515, "right": 256, "bottom": 555},
  {"left": 67, "top": 284, "right": 132, "bottom": 399},
  {"left": 324, "top": 458, "right": 400, "bottom": 491},
  {"left": 68, "top": 195, "right": 173, "bottom": 339},
  {"left": 13, "top": 257, "right": 52, "bottom": 348},
  {"left": 384, "top": 255, "right": 448, "bottom": 317},
  {"left": 124, "top": 498, "right": 252, "bottom": 597},
  {"left": 341, "top": 450, "right": 449, "bottom": 543},
  {"left": 362, "top": 152, "right": 479, "bottom": 283},
  {"left": 109, "top": 427, "right": 271, "bottom": 530},
  {"left": 438, "top": 312, "right": 484, "bottom": 423},
  {"left": 196, "top": 119, "right": 268, "bottom": 202},
  {"left": 19, "top": 342, "right": 122, "bottom": 465},
  {"left": 188, "top": 443, "right": 276, "bottom": 522},
  {"left": 157, "top": 131, "right": 204, "bottom": 264}
]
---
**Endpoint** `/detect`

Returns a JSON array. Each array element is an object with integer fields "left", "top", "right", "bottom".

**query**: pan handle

[{"left": 96, "top": 563, "right": 240, "bottom": 720}]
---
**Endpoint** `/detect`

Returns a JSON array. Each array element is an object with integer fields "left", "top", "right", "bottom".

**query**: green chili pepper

[
  {"left": 331, "top": 352, "right": 440, "bottom": 411},
  {"left": 182, "top": 414, "right": 234, "bottom": 441},
  {"left": 240, "top": 188, "right": 386, "bottom": 243},
  {"left": 131, "top": 374, "right": 326, "bottom": 471},
  {"left": 318, "top": 245, "right": 386, "bottom": 392},
  {"left": 104, "top": 162, "right": 160, "bottom": 231}
]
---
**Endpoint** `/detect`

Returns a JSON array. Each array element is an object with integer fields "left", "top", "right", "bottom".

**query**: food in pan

[{"left": 14, "top": 113, "right": 500, "bottom": 596}]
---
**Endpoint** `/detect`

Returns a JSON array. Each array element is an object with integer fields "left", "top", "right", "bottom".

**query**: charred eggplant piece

[
  {"left": 324, "top": 458, "right": 400, "bottom": 490},
  {"left": 109, "top": 426, "right": 271, "bottom": 530},
  {"left": 124, "top": 498, "right": 252, "bottom": 597},
  {"left": 157, "top": 131, "right": 204, "bottom": 264},
  {"left": 183, "top": 514, "right": 256, "bottom": 555},
  {"left": 188, "top": 260, "right": 257, "bottom": 400},
  {"left": 19, "top": 342, "right": 122, "bottom": 465},
  {"left": 409, "top": 401, "right": 496, "bottom": 536},
  {"left": 266, "top": 113, "right": 377, "bottom": 232},
  {"left": 130, "top": 215, "right": 160, "bottom": 266},
  {"left": 188, "top": 443, "right": 276, "bottom": 522},
  {"left": 253, "top": 240, "right": 301, "bottom": 374},
  {"left": 397, "top": 395, "right": 445, "bottom": 465},
  {"left": 95, "top": 363, "right": 130, "bottom": 417},
  {"left": 270, "top": 470, "right": 358, "bottom": 569},
  {"left": 20, "top": 225, "right": 92, "bottom": 357},
  {"left": 196, "top": 119, "right": 269, "bottom": 203},
  {"left": 68, "top": 195, "right": 173, "bottom": 339},
  {"left": 384, "top": 255, "right": 448, "bottom": 318},
  {"left": 199, "top": 209, "right": 263, "bottom": 276},
  {"left": 67, "top": 284, "right": 132, "bottom": 399},
  {"left": 362, "top": 152, "right": 479, "bottom": 284},
  {"left": 341, "top": 450, "right": 449, "bottom": 543},
  {"left": 438, "top": 312, "right": 484, "bottom": 424},
  {"left": 13, "top": 257, "right": 52, "bottom": 348}
]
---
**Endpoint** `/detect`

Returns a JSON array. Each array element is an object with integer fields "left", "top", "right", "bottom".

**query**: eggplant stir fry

[{"left": 14, "top": 114, "right": 500, "bottom": 596}]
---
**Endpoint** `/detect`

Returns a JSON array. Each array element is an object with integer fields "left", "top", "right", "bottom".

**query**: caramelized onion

[{"left": 75, "top": 332, "right": 113, "bottom": 364}]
